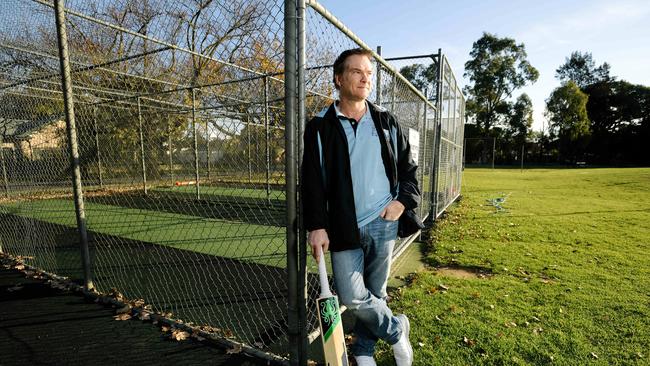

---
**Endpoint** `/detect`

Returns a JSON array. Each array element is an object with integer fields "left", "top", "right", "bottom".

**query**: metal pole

[
  {"left": 492, "top": 137, "right": 496, "bottom": 169},
  {"left": 284, "top": 0, "right": 300, "bottom": 364},
  {"left": 264, "top": 76, "right": 271, "bottom": 203},
  {"left": 1, "top": 132, "right": 9, "bottom": 198},
  {"left": 137, "top": 97, "right": 148, "bottom": 195},
  {"left": 521, "top": 143, "right": 525, "bottom": 172},
  {"left": 297, "top": 0, "right": 308, "bottom": 363},
  {"left": 376, "top": 45, "right": 382, "bottom": 106},
  {"left": 390, "top": 72, "right": 396, "bottom": 112},
  {"left": 247, "top": 116, "right": 252, "bottom": 183},
  {"left": 168, "top": 122, "right": 174, "bottom": 186},
  {"left": 93, "top": 106, "right": 103, "bottom": 189},
  {"left": 431, "top": 49, "right": 443, "bottom": 219},
  {"left": 462, "top": 138, "right": 467, "bottom": 170},
  {"left": 419, "top": 94, "right": 427, "bottom": 219},
  {"left": 54, "top": 0, "right": 93, "bottom": 290},
  {"left": 206, "top": 120, "right": 210, "bottom": 181},
  {"left": 192, "top": 88, "right": 200, "bottom": 200}
]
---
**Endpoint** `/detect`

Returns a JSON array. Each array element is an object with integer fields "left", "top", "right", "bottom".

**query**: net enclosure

[{"left": 0, "top": 0, "right": 465, "bottom": 363}]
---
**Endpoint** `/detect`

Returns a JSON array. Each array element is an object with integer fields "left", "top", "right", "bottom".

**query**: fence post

[
  {"left": 93, "top": 106, "right": 103, "bottom": 189},
  {"left": 264, "top": 76, "right": 271, "bottom": 203},
  {"left": 297, "top": 0, "right": 309, "bottom": 363},
  {"left": 376, "top": 45, "right": 382, "bottom": 106},
  {"left": 284, "top": 0, "right": 300, "bottom": 364},
  {"left": 419, "top": 93, "right": 427, "bottom": 219},
  {"left": 390, "top": 72, "right": 396, "bottom": 112},
  {"left": 137, "top": 97, "right": 148, "bottom": 195},
  {"left": 431, "top": 49, "right": 443, "bottom": 219},
  {"left": 248, "top": 116, "right": 252, "bottom": 183},
  {"left": 168, "top": 122, "right": 174, "bottom": 186},
  {"left": 191, "top": 88, "right": 200, "bottom": 200},
  {"left": 206, "top": 120, "right": 211, "bottom": 181},
  {"left": 492, "top": 137, "right": 496, "bottom": 169},
  {"left": 1, "top": 131, "right": 9, "bottom": 198},
  {"left": 53, "top": 0, "right": 93, "bottom": 290}
]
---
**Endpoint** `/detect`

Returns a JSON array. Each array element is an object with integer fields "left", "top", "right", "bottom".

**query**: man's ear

[{"left": 334, "top": 74, "right": 340, "bottom": 88}]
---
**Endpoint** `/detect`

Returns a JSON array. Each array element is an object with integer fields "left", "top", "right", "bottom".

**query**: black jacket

[{"left": 301, "top": 101, "right": 420, "bottom": 251}]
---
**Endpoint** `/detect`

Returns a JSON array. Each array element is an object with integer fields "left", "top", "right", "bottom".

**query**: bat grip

[{"left": 318, "top": 245, "right": 333, "bottom": 297}]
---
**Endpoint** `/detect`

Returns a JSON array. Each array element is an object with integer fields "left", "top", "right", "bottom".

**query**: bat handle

[{"left": 318, "top": 245, "right": 333, "bottom": 297}]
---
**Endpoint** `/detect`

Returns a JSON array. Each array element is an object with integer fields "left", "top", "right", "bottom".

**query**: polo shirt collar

[{"left": 334, "top": 100, "right": 370, "bottom": 121}]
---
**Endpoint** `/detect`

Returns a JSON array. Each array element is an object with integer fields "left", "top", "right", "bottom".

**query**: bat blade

[{"left": 317, "top": 294, "right": 348, "bottom": 366}]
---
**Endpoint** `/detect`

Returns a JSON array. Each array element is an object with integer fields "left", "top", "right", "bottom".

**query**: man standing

[{"left": 302, "top": 48, "right": 419, "bottom": 366}]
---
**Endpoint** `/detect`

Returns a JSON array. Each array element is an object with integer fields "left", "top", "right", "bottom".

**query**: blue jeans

[{"left": 331, "top": 216, "right": 402, "bottom": 357}]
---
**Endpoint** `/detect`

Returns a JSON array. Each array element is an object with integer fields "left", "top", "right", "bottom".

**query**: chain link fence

[{"left": 0, "top": 0, "right": 464, "bottom": 364}]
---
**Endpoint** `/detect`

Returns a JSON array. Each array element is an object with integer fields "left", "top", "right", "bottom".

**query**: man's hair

[{"left": 332, "top": 48, "right": 373, "bottom": 90}]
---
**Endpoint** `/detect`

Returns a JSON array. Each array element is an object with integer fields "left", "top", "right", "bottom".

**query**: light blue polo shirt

[{"left": 334, "top": 102, "right": 393, "bottom": 228}]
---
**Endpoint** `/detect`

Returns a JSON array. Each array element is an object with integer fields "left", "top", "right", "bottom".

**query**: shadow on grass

[
  {"left": 0, "top": 213, "right": 320, "bottom": 355},
  {"left": 85, "top": 189, "right": 287, "bottom": 227}
]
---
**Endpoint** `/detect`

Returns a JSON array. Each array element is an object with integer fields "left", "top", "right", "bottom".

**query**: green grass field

[{"left": 377, "top": 168, "right": 650, "bottom": 365}]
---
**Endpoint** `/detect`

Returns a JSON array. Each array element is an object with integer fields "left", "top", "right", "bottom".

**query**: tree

[
  {"left": 508, "top": 93, "right": 533, "bottom": 145},
  {"left": 399, "top": 63, "right": 437, "bottom": 99},
  {"left": 545, "top": 81, "right": 591, "bottom": 160},
  {"left": 583, "top": 80, "right": 650, "bottom": 163},
  {"left": 555, "top": 51, "right": 611, "bottom": 89},
  {"left": 463, "top": 32, "right": 539, "bottom": 133}
]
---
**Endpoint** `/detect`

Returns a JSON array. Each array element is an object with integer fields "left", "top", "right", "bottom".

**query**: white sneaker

[
  {"left": 392, "top": 314, "right": 413, "bottom": 366},
  {"left": 354, "top": 355, "right": 377, "bottom": 366}
]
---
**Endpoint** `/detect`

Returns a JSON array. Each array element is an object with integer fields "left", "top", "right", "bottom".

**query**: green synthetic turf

[
  {"left": 153, "top": 185, "right": 286, "bottom": 201},
  {"left": 2, "top": 198, "right": 286, "bottom": 266}
]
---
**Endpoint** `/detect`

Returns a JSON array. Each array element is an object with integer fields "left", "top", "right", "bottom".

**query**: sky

[{"left": 318, "top": 0, "right": 650, "bottom": 132}]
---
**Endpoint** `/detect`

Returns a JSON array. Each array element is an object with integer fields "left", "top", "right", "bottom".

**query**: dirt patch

[{"left": 435, "top": 266, "right": 491, "bottom": 279}]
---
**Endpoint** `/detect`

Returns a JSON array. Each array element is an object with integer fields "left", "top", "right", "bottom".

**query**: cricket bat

[{"left": 316, "top": 246, "right": 348, "bottom": 366}]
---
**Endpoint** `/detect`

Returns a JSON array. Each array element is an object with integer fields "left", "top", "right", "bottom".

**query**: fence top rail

[{"left": 305, "top": 0, "right": 437, "bottom": 112}]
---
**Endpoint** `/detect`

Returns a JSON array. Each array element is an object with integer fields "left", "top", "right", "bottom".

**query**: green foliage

[
  {"left": 399, "top": 63, "right": 437, "bottom": 98},
  {"left": 378, "top": 168, "right": 650, "bottom": 365},
  {"left": 507, "top": 94, "right": 533, "bottom": 144},
  {"left": 582, "top": 80, "right": 650, "bottom": 164},
  {"left": 555, "top": 51, "right": 611, "bottom": 89},
  {"left": 545, "top": 81, "right": 590, "bottom": 160},
  {"left": 464, "top": 33, "right": 539, "bottom": 133}
]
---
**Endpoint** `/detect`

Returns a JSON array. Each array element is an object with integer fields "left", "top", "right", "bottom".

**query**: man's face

[{"left": 336, "top": 54, "right": 373, "bottom": 102}]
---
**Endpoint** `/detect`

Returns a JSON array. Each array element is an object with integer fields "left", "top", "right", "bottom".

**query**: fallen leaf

[
  {"left": 489, "top": 305, "right": 495, "bottom": 310},
  {"left": 161, "top": 325, "right": 170, "bottom": 333},
  {"left": 418, "top": 342, "right": 425, "bottom": 347},
  {"left": 116, "top": 304, "right": 131, "bottom": 314},
  {"left": 132, "top": 299, "right": 145, "bottom": 308},
  {"left": 505, "top": 322, "right": 517, "bottom": 328},
  {"left": 171, "top": 329, "right": 189, "bottom": 341},
  {"left": 533, "top": 327, "right": 543, "bottom": 335},
  {"left": 138, "top": 311, "right": 151, "bottom": 321},
  {"left": 438, "top": 284, "right": 449, "bottom": 291},
  {"left": 15, "top": 264, "right": 25, "bottom": 271},
  {"left": 226, "top": 344, "right": 243, "bottom": 354},
  {"left": 590, "top": 352, "right": 598, "bottom": 359},
  {"left": 114, "top": 313, "right": 132, "bottom": 321},
  {"left": 462, "top": 336, "right": 476, "bottom": 347}
]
